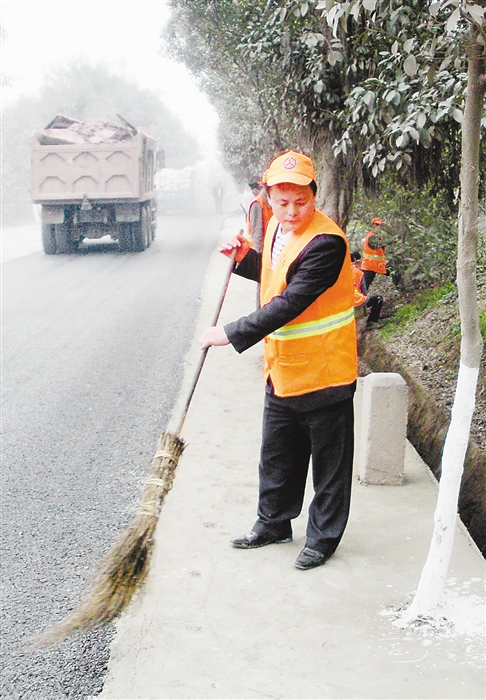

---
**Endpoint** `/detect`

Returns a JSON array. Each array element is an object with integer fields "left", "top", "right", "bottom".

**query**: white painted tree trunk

[
  {"left": 401, "top": 20, "right": 485, "bottom": 624},
  {"left": 401, "top": 364, "right": 480, "bottom": 621}
]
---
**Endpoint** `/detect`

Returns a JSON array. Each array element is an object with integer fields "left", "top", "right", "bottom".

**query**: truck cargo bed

[{"left": 32, "top": 132, "right": 156, "bottom": 204}]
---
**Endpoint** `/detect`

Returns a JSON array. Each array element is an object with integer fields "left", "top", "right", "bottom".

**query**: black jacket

[{"left": 224, "top": 233, "right": 356, "bottom": 409}]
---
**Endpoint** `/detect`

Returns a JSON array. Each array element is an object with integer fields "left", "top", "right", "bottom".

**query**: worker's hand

[
  {"left": 200, "top": 326, "right": 230, "bottom": 349},
  {"left": 219, "top": 231, "right": 250, "bottom": 262}
]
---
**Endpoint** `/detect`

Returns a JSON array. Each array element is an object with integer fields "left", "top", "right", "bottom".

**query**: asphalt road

[{"left": 1, "top": 215, "right": 222, "bottom": 699}]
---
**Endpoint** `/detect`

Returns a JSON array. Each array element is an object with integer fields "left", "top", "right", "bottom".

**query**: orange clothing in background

[
  {"left": 352, "top": 264, "right": 367, "bottom": 308},
  {"left": 361, "top": 231, "right": 387, "bottom": 274}
]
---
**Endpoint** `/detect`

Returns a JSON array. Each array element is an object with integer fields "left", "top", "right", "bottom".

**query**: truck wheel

[
  {"left": 55, "top": 223, "right": 74, "bottom": 254},
  {"left": 150, "top": 201, "right": 157, "bottom": 240},
  {"left": 131, "top": 218, "right": 145, "bottom": 252},
  {"left": 118, "top": 222, "right": 133, "bottom": 252},
  {"left": 142, "top": 207, "right": 151, "bottom": 248},
  {"left": 42, "top": 223, "right": 57, "bottom": 254}
]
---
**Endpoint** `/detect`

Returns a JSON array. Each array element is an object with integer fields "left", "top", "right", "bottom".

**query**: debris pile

[{"left": 34, "top": 114, "right": 137, "bottom": 146}]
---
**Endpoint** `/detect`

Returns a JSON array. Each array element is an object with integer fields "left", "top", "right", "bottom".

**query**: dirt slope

[
  {"left": 358, "top": 274, "right": 486, "bottom": 555},
  {"left": 370, "top": 274, "right": 485, "bottom": 453}
]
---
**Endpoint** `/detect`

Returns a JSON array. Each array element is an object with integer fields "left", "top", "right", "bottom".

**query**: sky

[{"left": 0, "top": 0, "right": 219, "bottom": 152}]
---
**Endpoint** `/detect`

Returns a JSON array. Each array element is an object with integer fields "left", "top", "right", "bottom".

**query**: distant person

[
  {"left": 361, "top": 216, "right": 388, "bottom": 289},
  {"left": 248, "top": 180, "right": 261, "bottom": 199},
  {"left": 246, "top": 177, "right": 273, "bottom": 308},
  {"left": 246, "top": 178, "right": 273, "bottom": 255},
  {"left": 351, "top": 251, "right": 384, "bottom": 331},
  {"left": 200, "top": 150, "right": 357, "bottom": 571},
  {"left": 213, "top": 182, "right": 224, "bottom": 214}
]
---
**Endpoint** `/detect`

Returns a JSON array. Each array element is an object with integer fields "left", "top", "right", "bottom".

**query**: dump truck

[{"left": 31, "top": 114, "right": 160, "bottom": 254}]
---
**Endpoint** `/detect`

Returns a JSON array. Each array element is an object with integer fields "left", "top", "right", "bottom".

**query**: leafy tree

[
  {"left": 163, "top": 1, "right": 286, "bottom": 184},
  {"left": 2, "top": 62, "right": 200, "bottom": 204},
  {"left": 349, "top": 181, "right": 459, "bottom": 290},
  {"left": 164, "top": 0, "right": 484, "bottom": 227}
]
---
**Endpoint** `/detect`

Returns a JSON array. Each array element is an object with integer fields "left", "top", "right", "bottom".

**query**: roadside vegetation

[{"left": 347, "top": 182, "right": 461, "bottom": 293}]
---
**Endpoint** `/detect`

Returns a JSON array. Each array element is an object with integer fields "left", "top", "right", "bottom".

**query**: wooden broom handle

[{"left": 174, "top": 248, "right": 237, "bottom": 436}]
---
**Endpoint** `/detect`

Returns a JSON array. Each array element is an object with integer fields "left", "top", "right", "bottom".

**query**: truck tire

[
  {"left": 55, "top": 223, "right": 74, "bottom": 254},
  {"left": 150, "top": 201, "right": 157, "bottom": 240},
  {"left": 142, "top": 206, "right": 151, "bottom": 248},
  {"left": 118, "top": 222, "right": 133, "bottom": 252},
  {"left": 42, "top": 223, "right": 57, "bottom": 254},
  {"left": 131, "top": 217, "right": 145, "bottom": 252}
]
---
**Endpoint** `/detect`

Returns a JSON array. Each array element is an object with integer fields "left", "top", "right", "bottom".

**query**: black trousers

[
  {"left": 363, "top": 269, "right": 376, "bottom": 289},
  {"left": 252, "top": 393, "right": 354, "bottom": 554},
  {"left": 366, "top": 294, "right": 383, "bottom": 323}
]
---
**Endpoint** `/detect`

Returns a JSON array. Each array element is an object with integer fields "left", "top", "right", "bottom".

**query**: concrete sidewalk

[{"left": 100, "top": 213, "right": 485, "bottom": 700}]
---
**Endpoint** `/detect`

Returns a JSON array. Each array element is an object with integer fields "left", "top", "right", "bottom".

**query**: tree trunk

[
  {"left": 313, "top": 140, "right": 355, "bottom": 229},
  {"left": 401, "top": 23, "right": 485, "bottom": 623}
]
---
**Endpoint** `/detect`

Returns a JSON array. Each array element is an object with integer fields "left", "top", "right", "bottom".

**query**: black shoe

[
  {"left": 231, "top": 530, "right": 292, "bottom": 549},
  {"left": 294, "top": 547, "right": 332, "bottom": 570}
]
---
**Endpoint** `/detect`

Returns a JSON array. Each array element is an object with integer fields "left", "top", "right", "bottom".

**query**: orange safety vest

[
  {"left": 361, "top": 231, "right": 387, "bottom": 274},
  {"left": 352, "top": 265, "right": 367, "bottom": 308},
  {"left": 260, "top": 211, "right": 357, "bottom": 398},
  {"left": 246, "top": 194, "right": 273, "bottom": 244}
]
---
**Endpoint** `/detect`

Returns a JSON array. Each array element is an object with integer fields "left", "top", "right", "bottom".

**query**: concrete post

[{"left": 356, "top": 372, "right": 408, "bottom": 485}]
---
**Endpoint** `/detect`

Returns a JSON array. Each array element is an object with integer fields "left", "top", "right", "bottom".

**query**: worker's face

[{"left": 268, "top": 183, "right": 316, "bottom": 235}]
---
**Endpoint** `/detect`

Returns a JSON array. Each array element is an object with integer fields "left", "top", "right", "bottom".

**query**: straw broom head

[{"left": 38, "top": 431, "right": 185, "bottom": 646}]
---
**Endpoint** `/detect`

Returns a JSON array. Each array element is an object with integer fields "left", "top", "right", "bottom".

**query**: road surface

[{"left": 1, "top": 215, "right": 222, "bottom": 698}]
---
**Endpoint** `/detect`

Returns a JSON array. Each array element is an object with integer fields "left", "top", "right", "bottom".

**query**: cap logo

[{"left": 283, "top": 156, "right": 297, "bottom": 170}]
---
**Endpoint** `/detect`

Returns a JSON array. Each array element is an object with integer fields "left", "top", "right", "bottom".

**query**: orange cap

[
  {"left": 371, "top": 216, "right": 384, "bottom": 225},
  {"left": 265, "top": 151, "right": 316, "bottom": 187}
]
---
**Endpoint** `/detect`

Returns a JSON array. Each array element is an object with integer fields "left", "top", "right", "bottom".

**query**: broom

[{"left": 39, "top": 248, "right": 237, "bottom": 645}]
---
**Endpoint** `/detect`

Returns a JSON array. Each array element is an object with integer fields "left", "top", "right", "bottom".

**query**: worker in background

[
  {"left": 361, "top": 216, "right": 388, "bottom": 289},
  {"left": 213, "top": 182, "right": 224, "bottom": 214},
  {"left": 246, "top": 176, "right": 273, "bottom": 308},
  {"left": 200, "top": 151, "right": 357, "bottom": 571},
  {"left": 351, "top": 251, "right": 384, "bottom": 332},
  {"left": 248, "top": 180, "right": 261, "bottom": 199},
  {"left": 246, "top": 177, "right": 273, "bottom": 254}
]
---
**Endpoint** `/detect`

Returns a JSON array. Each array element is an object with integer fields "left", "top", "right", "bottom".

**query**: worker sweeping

[{"left": 200, "top": 150, "right": 357, "bottom": 570}]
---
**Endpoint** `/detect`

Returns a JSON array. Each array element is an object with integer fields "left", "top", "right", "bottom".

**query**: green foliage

[
  {"left": 348, "top": 182, "right": 458, "bottom": 291},
  {"left": 479, "top": 309, "right": 486, "bottom": 344},
  {"left": 164, "top": 0, "right": 485, "bottom": 219},
  {"left": 380, "top": 282, "right": 456, "bottom": 338},
  {"left": 164, "top": 1, "right": 288, "bottom": 182}
]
